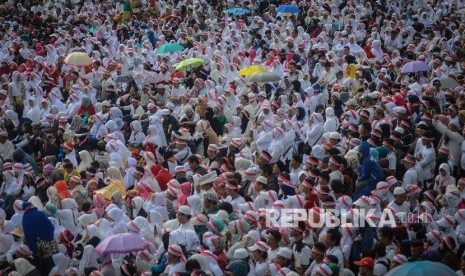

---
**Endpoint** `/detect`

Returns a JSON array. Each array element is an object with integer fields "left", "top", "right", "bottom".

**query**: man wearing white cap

[
  {"left": 386, "top": 187, "right": 410, "bottom": 214},
  {"left": 275, "top": 247, "right": 293, "bottom": 269},
  {"left": 169, "top": 205, "right": 200, "bottom": 257}
]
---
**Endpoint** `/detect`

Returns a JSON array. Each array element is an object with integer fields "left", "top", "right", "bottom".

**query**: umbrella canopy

[
  {"left": 401, "top": 61, "right": 429, "bottom": 73},
  {"left": 226, "top": 8, "right": 250, "bottom": 15},
  {"left": 95, "top": 233, "right": 148, "bottom": 255},
  {"left": 386, "top": 261, "right": 455, "bottom": 276},
  {"left": 440, "top": 77, "right": 460, "bottom": 89},
  {"left": 238, "top": 65, "right": 268, "bottom": 77},
  {"left": 277, "top": 5, "right": 300, "bottom": 13},
  {"left": 156, "top": 43, "right": 184, "bottom": 54},
  {"left": 248, "top": 71, "right": 281, "bottom": 83},
  {"left": 175, "top": 58, "right": 205, "bottom": 71},
  {"left": 64, "top": 52, "right": 92, "bottom": 66}
]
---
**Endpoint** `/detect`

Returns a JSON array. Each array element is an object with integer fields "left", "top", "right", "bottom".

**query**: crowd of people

[{"left": 0, "top": 0, "right": 465, "bottom": 275}]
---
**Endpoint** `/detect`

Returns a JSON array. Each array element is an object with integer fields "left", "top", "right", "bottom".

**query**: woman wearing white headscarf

[
  {"left": 89, "top": 114, "right": 108, "bottom": 139},
  {"left": 187, "top": 195, "right": 202, "bottom": 216},
  {"left": 12, "top": 258, "right": 40, "bottom": 276},
  {"left": 129, "top": 120, "right": 146, "bottom": 145},
  {"left": 49, "top": 87, "right": 66, "bottom": 112},
  {"left": 94, "top": 218, "right": 111, "bottom": 241},
  {"left": 347, "top": 35, "right": 363, "bottom": 55},
  {"left": 107, "top": 208, "right": 130, "bottom": 236},
  {"left": 144, "top": 125, "right": 166, "bottom": 148},
  {"left": 5, "top": 110, "right": 19, "bottom": 128},
  {"left": 57, "top": 198, "right": 82, "bottom": 236},
  {"left": 78, "top": 245, "right": 99, "bottom": 275},
  {"left": 25, "top": 97, "right": 42, "bottom": 123},
  {"left": 305, "top": 113, "right": 325, "bottom": 147},
  {"left": 371, "top": 40, "right": 384, "bottom": 61},
  {"left": 124, "top": 157, "right": 137, "bottom": 189},
  {"left": 324, "top": 107, "right": 339, "bottom": 132},
  {"left": 49, "top": 252, "right": 70, "bottom": 275},
  {"left": 77, "top": 150, "right": 93, "bottom": 172},
  {"left": 267, "top": 127, "right": 285, "bottom": 163},
  {"left": 48, "top": 217, "right": 64, "bottom": 242}
]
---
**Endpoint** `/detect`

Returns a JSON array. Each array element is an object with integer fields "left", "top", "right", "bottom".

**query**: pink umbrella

[{"left": 95, "top": 233, "right": 148, "bottom": 255}]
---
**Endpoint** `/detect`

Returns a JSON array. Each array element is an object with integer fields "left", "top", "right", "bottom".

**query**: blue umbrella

[
  {"left": 226, "top": 8, "right": 251, "bottom": 15},
  {"left": 386, "top": 261, "right": 456, "bottom": 276},
  {"left": 401, "top": 61, "right": 429, "bottom": 73},
  {"left": 276, "top": 5, "right": 300, "bottom": 14}
]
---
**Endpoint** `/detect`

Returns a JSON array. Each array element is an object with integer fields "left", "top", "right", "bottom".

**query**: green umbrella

[
  {"left": 156, "top": 43, "right": 184, "bottom": 54},
  {"left": 175, "top": 58, "right": 205, "bottom": 71}
]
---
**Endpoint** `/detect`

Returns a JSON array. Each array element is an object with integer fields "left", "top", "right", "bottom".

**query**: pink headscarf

[
  {"left": 177, "top": 182, "right": 192, "bottom": 207},
  {"left": 92, "top": 194, "right": 108, "bottom": 218}
]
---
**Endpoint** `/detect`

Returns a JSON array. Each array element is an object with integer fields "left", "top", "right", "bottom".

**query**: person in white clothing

[
  {"left": 305, "top": 242, "right": 326, "bottom": 276},
  {"left": 164, "top": 245, "right": 186, "bottom": 275},
  {"left": 169, "top": 205, "right": 200, "bottom": 256},
  {"left": 386, "top": 187, "right": 411, "bottom": 215},
  {"left": 402, "top": 154, "right": 419, "bottom": 188},
  {"left": 325, "top": 228, "right": 344, "bottom": 269},
  {"left": 225, "top": 181, "right": 246, "bottom": 207},
  {"left": 248, "top": 241, "right": 270, "bottom": 276}
]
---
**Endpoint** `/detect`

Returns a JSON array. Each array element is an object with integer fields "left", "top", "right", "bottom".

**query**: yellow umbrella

[
  {"left": 175, "top": 58, "right": 205, "bottom": 71},
  {"left": 238, "top": 65, "right": 268, "bottom": 77},
  {"left": 64, "top": 52, "right": 92, "bottom": 66},
  {"left": 94, "top": 180, "right": 126, "bottom": 200}
]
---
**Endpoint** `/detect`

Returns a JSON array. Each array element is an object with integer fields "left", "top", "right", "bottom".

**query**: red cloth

[
  {"left": 77, "top": 104, "right": 96, "bottom": 116},
  {"left": 150, "top": 163, "right": 172, "bottom": 191},
  {"left": 363, "top": 45, "right": 376, "bottom": 59},
  {"left": 458, "top": 199, "right": 465, "bottom": 210},
  {"left": 304, "top": 193, "right": 319, "bottom": 209},
  {"left": 55, "top": 180, "right": 71, "bottom": 199},
  {"left": 35, "top": 43, "right": 45, "bottom": 56},
  {"left": 214, "top": 251, "right": 229, "bottom": 271},
  {"left": 177, "top": 182, "right": 191, "bottom": 206}
]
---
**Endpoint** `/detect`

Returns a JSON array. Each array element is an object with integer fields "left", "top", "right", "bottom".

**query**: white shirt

[
  {"left": 416, "top": 146, "right": 436, "bottom": 180},
  {"left": 292, "top": 241, "right": 311, "bottom": 267},
  {"left": 267, "top": 248, "right": 279, "bottom": 263},
  {"left": 169, "top": 223, "right": 200, "bottom": 255},
  {"left": 164, "top": 261, "right": 186, "bottom": 276},
  {"left": 326, "top": 246, "right": 344, "bottom": 269},
  {"left": 253, "top": 261, "right": 268, "bottom": 276},
  {"left": 402, "top": 167, "right": 418, "bottom": 187},
  {"left": 305, "top": 260, "right": 323, "bottom": 276},
  {"left": 387, "top": 152, "right": 397, "bottom": 171},
  {"left": 387, "top": 200, "right": 411, "bottom": 214}
]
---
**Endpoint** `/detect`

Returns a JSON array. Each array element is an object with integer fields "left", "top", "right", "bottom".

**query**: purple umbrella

[
  {"left": 401, "top": 61, "right": 429, "bottom": 73},
  {"left": 95, "top": 233, "right": 148, "bottom": 255}
]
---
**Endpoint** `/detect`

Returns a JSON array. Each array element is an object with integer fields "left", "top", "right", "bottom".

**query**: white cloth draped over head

[
  {"left": 107, "top": 166, "right": 123, "bottom": 181},
  {"left": 187, "top": 195, "right": 202, "bottom": 216},
  {"left": 50, "top": 252, "right": 71, "bottom": 275},
  {"left": 78, "top": 245, "right": 99, "bottom": 275},
  {"left": 13, "top": 258, "right": 37, "bottom": 275},
  {"left": 77, "top": 150, "right": 93, "bottom": 172}
]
